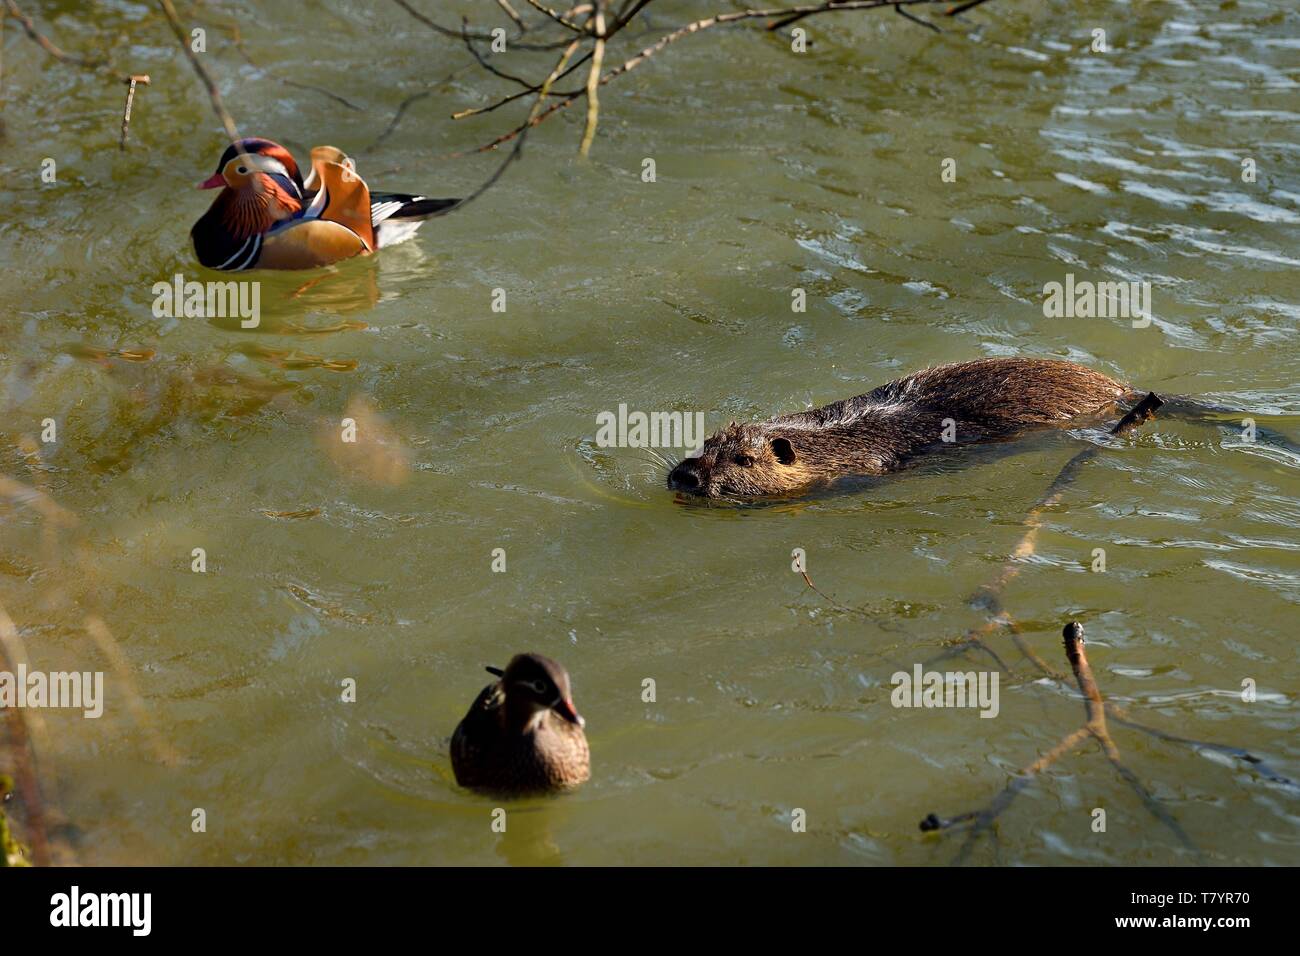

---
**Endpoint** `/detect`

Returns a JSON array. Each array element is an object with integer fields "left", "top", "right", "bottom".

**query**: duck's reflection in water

[{"left": 494, "top": 802, "right": 570, "bottom": 867}]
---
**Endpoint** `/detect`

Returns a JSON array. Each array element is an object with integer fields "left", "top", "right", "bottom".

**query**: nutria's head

[{"left": 666, "top": 423, "right": 810, "bottom": 500}]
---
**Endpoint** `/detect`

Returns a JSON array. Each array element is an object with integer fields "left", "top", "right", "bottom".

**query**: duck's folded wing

[
  {"left": 369, "top": 193, "right": 461, "bottom": 249},
  {"left": 450, "top": 683, "right": 506, "bottom": 786},
  {"left": 369, "top": 193, "right": 461, "bottom": 226}
]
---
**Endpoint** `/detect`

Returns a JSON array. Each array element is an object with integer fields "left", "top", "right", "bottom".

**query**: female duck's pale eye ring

[{"left": 530, "top": 680, "right": 548, "bottom": 695}]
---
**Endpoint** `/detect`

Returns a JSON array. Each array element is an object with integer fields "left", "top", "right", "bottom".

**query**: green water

[{"left": 1, "top": 0, "right": 1297, "bottom": 865}]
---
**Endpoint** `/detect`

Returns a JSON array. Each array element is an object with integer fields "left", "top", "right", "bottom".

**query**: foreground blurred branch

[{"left": 0, "top": 602, "right": 52, "bottom": 866}]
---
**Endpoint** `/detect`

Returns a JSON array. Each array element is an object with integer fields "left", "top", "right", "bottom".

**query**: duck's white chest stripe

[
  {"left": 215, "top": 235, "right": 254, "bottom": 270},
  {"left": 217, "top": 234, "right": 262, "bottom": 271}
]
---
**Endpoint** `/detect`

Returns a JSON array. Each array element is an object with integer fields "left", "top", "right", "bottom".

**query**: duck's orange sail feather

[{"left": 309, "top": 146, "right": 375, "bottom": 251}]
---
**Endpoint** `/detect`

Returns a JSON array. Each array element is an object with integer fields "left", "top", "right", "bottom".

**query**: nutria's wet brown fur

[{"left": 667, "top": 358, "right": 1131, "bottom": 500}]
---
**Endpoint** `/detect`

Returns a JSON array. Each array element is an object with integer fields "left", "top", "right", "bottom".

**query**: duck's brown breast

[{"left": 451, "top": 699, "right": 590, "bottom": 795}]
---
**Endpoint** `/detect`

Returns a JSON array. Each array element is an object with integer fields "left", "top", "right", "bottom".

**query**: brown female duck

[{"left": 451, "top": 653, "right": 590, "bottom": 795}]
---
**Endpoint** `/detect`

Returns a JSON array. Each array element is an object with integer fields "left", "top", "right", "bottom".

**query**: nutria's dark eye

[{"left": 734, "top": 454, "right": 754, "bottom": 467}]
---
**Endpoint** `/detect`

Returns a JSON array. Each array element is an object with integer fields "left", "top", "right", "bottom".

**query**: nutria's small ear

[{"left": 771, "top": 436, "right": 797, "bottom": 465}]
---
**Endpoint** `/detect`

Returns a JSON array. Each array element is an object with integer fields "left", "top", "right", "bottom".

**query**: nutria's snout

[
  {"left": 667, "top": 459, "right": 704, "bottom": 494},
  {"left": 666, "top": 424, "right": 808, "bottom": 500}
]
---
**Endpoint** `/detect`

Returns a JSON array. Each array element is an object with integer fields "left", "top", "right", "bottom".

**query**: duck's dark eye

[
  {"left": 734, "top": 454, "right": 754, "bottom": 467},
  {"left": 528, "top": 680, "right": 548, "bottom": 695},
  {"left": 236, "top": 165, "right": 249, "bottom": 175}
]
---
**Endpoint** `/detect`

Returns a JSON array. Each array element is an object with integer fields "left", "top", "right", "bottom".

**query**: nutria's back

[{"left": 668, "top": 358, "right": 1129, "bottom": 500}]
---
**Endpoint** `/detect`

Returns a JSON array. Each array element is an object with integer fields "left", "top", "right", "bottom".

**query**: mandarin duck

[
  {"left": 451, "top": 653, "right": 591, "bottom": 795},
  {"left": 191, "top": 138, "right": 459, "bottom": 271}
]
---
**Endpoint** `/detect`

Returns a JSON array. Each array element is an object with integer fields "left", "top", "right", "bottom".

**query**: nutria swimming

[
  {"left": 451, "top": 653, "right": 590, "bottom": 795},
  {"left": 667, "top": 358, "right": 1134, "bottom": 500}
]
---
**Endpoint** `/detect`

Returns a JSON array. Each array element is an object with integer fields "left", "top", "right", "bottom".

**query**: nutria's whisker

[
  {"left": 633, "top": 448, "right": 669, "bottom": 470},
  {"left": 639, "top": 447, "right": 676, "bottom": 471}
]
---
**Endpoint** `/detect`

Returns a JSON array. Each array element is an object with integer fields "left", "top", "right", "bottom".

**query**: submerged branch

[
  {"left": 944, "top": 393, "right": 1164, "bottom": 669},
  {"left": 925, "top": 623, "right": 1198, "bottom": 863}
]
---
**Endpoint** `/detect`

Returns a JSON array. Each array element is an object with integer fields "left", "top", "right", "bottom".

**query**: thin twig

[
  {"left": 579, "top": 2, "right": 607, "bottom": 156},
  {"left": 450, "top": 53, "right": 591, "bottom": 121},
  {"left": 895, "top": 3, "right": 940, "bottom": 32},
  {"left": 367, "top": 91, "right": 434, "bottom": 151},
  {"left": 767, "top": 0, "right": 948, "bottom": 31},
  {"left": 391, "top": 0, "right": 575, "bottom": 50},
  {"left": 225, "top": 22, "right": 364, "bottom": 111},
  {"left": 496, "top": 0, "right": 528, "bottom": 31},
  {"left": 946, "top": 0, "right": 995, "bottom": 16},
  {"left": 3, "top": 0, "right": 103, "bottom": 67},
  {"left": 554, "top": 2, "right": 925, "bottom": 121},
  {"left": 460, "top": 17, "right": 538, "bottom": 89},
  {"left": 524, "top": 0, "right": 585, "bottom": 31},
  {"left": 430, "top": 36, "right": 583, "bottom": 210},
  {"left": 118, "top": 74, "right": 150, "bottom": 150}
]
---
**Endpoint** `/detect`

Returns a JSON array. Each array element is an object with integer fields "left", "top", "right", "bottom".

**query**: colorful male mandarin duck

[
  {"left": 191, "top": 138, "right": 459, "bottom": 271},
  {"left": 451, "top": 654, "right": 591, "bottom": 795}
]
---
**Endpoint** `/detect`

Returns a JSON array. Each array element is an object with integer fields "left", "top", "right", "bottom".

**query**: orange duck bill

[{"left": 190, "top": 138, "right": 461, "bottom": 271}]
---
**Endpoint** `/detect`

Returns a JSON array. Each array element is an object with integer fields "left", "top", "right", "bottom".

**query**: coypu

[
  {"left": 451, "top": 654, "right": 590, "bottom": 795},
  {"left": 667, "top": 358, "right": 1135, "bottom": 500}
]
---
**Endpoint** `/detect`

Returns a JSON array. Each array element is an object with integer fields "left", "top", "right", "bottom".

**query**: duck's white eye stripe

[{"left": 250, "top": 155, "right": 291, "bottom": 179}]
